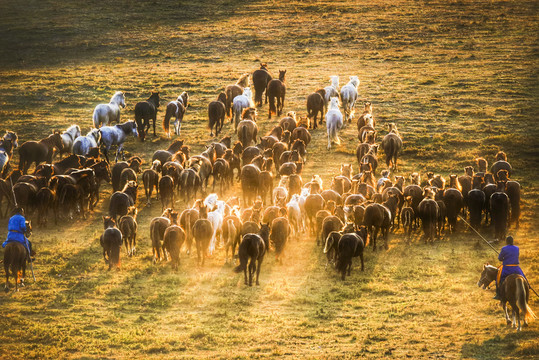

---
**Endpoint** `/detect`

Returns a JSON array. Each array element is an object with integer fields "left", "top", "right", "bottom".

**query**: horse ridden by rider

[
  {"left": 477, "top": 235, "right": 536, "bottom": 331},
  {"left": 3, "top": 207, "right": 34, "bottom": 291}
]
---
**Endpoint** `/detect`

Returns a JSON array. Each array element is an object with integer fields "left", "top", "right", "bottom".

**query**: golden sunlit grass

[{"left": 0, "top": 0, "right": 538, "bottom": 359}]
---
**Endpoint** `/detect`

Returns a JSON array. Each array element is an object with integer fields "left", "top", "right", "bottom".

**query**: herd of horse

[{"left": 0, "top": 64, "right": 534, "bottom": 331}]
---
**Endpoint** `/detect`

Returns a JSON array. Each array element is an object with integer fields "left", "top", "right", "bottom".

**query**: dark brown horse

[
  {"left": 233, "top": 225, "right": 269, "bottom": 286},
  {"left": 4, "top": 241, "right": 33, "bottom": 292},
  {"left": 208, "top": 92, "right": 227, "bottom": 137},
  {"left": 253, "top": 63, "right": 272, "bottom": 107},
  {"left": 152, "top": 139, "right": 184, "bottom": 166},
  {"left": 19, "top": 132, "right": 63, "bottom": 174},
  {"left": 477, "top": 264, "right": 536, "bottom": 331},
  {"left": 163, "top": 224, "right": 185, "bottom": 270},
  {"left": 142, "top": 163, "right": 160, "bottom": 205},
  {"left": 306, "top": 90, "right": 325, "bottom": 129},
  {"left": 363, "top": 202, "right": 392, "bottom": 250},
  {"left": 134, "top": 91, "right": 160, "bottom": 141},
  {"left": 100, "top": 216, "right": 123, "bottom": 270},
  {"left": 267, "top": 70, "right": 286, "bottom": 118}
]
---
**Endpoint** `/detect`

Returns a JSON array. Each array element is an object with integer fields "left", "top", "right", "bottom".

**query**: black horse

[{"left": 134, "top": 92, "right": 160, "bottom": 141}]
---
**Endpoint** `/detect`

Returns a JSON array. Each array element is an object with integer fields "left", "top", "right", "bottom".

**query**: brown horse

[
  {"left": 253, "top": 63, "right": 272, "bottom": 107},
  {"left": 237, "top": 116, "right": 259, "bottom": 149},
  {"left": 150, "top": 208, "right": 177, "bottom": 264},
  {"left": 225, "top": 73, "right": 250, "bottom": 118},
  {"left": 306, "top": 90, "right": 325, "bottom": 129},
  {"left": 134, "top": 91, "right": 160, "bottom": 141},
  {"left": 100, "top": 216, "right": 123, "bottom": 270},
  {"left": 4, "top": 241, "right": 33, "bottom": 292},
  {"left": 19, "top": 132, "right": 63, "bottom": 174},
  {"left": 119, "top": 206, "right": 138, "bottom": 257},
  {"left": 267, "top": 70, "right": 286, "bottom": 118},
  {"left": 192, "top": 206, "right": 213, "bottom": 266},
  {"left": 163, "top": 225, "right": 185, "bottom": 270},
  {"left": 208, "top": 92, "right": 227, "bottom": 137},
  {"left": 477, "top": 264, "right": 536, "bottom": 331}
]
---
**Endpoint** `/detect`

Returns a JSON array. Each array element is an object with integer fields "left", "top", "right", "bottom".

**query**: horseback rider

[
  {"left": 2, "top": 207, "right": 33, "bottom": 259},
  {"left": 494, "top": 235, "right": 527, "bottom": 300}
]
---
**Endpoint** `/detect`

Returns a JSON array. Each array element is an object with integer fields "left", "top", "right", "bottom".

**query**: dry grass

[{"left": 0, "top": 0, "right": 538, "bottom": 359}]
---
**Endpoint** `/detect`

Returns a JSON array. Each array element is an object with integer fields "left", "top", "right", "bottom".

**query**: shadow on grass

[{"left": 461, "top": 330, "right": 539, "bottom": 360}]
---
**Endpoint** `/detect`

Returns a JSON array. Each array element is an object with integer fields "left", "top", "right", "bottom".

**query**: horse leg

[
  {"left": 153, "top": 116, "right": 157, "bottom": 137},
  {"left": 4, "top": 263, "right": 9, "bottom": 292},
  {"left": 373, "top": 227, "right": 379, "bottom": 251},
  {"left": 502, "top": 302, "right": 511, "bottom": 325},
  {"left": 248, "top": 258, "right": 254, "bottom": 286},
  {"left": 256, "top": 258, "right": 262, "bottom": 285}
]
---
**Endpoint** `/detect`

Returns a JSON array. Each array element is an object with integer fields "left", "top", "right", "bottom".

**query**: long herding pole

[
  {"left": 9, "top": 177, "right": 36, "bottom": 283},
  {"left": 458, "top": 214, "right": 538, "bottom": 298}
]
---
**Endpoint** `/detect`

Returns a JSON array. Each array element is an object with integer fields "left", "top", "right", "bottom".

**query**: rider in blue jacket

[
  {"left": 494, "top": 236, "right": 526, "bottom": 300},
  {"left": 2, "top": 207, "right": 32, "bottom": 257}
]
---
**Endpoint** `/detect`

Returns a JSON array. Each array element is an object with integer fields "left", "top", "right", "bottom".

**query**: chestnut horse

[{"left": 478, "top": 264, "right": 536, "bottom": 331}]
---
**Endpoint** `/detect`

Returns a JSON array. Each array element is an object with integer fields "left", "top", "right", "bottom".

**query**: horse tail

[
  {"left": 93, "top": 107, "right": 100, "bottom": 128},
  {"left": 234, "top": 252, "right": 247, "bottom": 273},
  {"left": 163, "top": 106, "right": 172, "bottom": 135},
  {"left": 225, "top": 219, "right": 235, "bottom": 247},
  {"left": 269, "top": 93, "right": 276, "bottom": 116},
  {"left": 386, "top": 136, "right": 396, "bottom": 166},
  {"left": 240, "top": 121, "right": 247, "bottom": 146},
  {"left": 335, "top": 242, "right": 349, "bottom": 276},
  {"left": 329, "top": 121, "right": 340, "bottom": 145},
  {"left": 323, "top": 234, "right": 333, "bottom": 254},
  {"left": 517, "top": 278, "right": 537, "bottom": 323},
  {"left": 186, "top": 212, "right": 192, "bottom": 250}
]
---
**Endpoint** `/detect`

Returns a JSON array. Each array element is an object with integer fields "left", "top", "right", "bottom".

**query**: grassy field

[{"left": 0, "top": 0, "right": 538, "bottom": 359}]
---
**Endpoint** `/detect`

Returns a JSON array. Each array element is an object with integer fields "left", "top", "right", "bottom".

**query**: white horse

[
  {"left": 287, "top": 194, "right": 304, "bottom": 235},
  {"left": 340, "top": 76, "right": 360, "bottom": 123},
  {"left": 73, "top": 128, "right": 102, "bottom": 156},
  {"left": 207, "top": 200, "right": 226, "bottom": 255},
  {"left": 326, "top": 97, "right": 343, "bottom": 150},
  {"left": 99, "top": 120, "right": 138, "bottom": 163},
  {"left": 59, "top": 124, "right": 81, "bottom": 157},
  {"left": 232, "top": 87, "right": 254, "bottom": 130},
  {"left": 93, "top": 91, "right": 126, "bottom": 128},
  {"left": 324, "top": 75, "right": 340, "bottom": 105}
]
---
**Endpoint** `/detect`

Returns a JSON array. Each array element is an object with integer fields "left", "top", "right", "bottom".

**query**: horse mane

[
  {"left": 111, "top": 91, "right": 124, "bottom": 103},
  {"left": 242, "top": 107, "right": 257, "bottom": 120},
  {"left": 166, "top": 139, "right": 184, "bottom": 153},
  {"left": 116, "top": 120, "right": 136, "bottom": 134},
  {"left": 217, "top": 92, "right": 227, "bottom": 104},
  {"left": 236, "top": 73, "right": 250, "bottom": 87}
]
